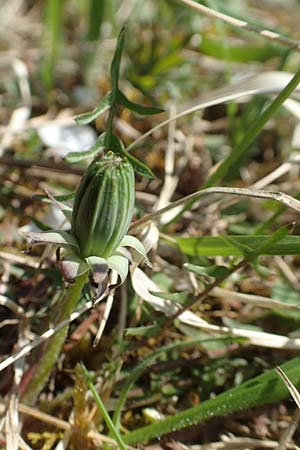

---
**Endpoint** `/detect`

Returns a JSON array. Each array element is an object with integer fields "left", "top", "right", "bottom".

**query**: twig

[{"left": 276, "top": 367, "right": 300, "bottom": 410}]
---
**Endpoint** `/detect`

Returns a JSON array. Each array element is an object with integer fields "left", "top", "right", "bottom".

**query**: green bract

[{"left": 71, "top": 152, "right": 135, "bottom": 259}]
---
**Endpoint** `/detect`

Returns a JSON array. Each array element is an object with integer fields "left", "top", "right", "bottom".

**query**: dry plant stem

[{"left": 21, "top": 271, "right": 89, "bottom": 405}]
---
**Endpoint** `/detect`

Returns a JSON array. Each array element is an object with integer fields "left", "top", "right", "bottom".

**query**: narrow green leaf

[
  {"left": 111, "top": 26, "right": 126, "bottom": 97},
  {"left": 123, "top": 357, "right": 300, "bottom": 445},
  {"left": 183, "top": 263, "right": 230, "bottom": 279},
  {"left": 199, "top": 36, "right": 283, "bottom": 63},
  {"left": 125, "top": 324, "right": 161, "bottom": 337},
  {"left": 74, "top": 92, "right": 111, "bottom": 125},
  {"left": 247, "top": 226, "right": 289, "bottom": 257},
  {"left": 125, "top": 153, "right": 155, "bottom": 179},
  {"left": 82, "top": 364, "right": 128, "bottom": 450},
  {"left": 117, "top": 90, "right": 164, "bottom": 115},
  {"left": 221, "top": 226, "right": 289, "bottom": 260},
  {"left": 65, "top": 133, "right": 106, "bottom": 163},
  {"left": 175, "top": 234, "right": 300, "bottom": 257},
  {"left": 34, "top": 192, "right": 75, "bottom": 203},
  {"left": 109, "top": 133, "right": 154, "bottom": 179}
]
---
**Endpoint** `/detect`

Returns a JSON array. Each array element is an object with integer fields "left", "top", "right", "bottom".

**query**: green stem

[
  {"left": 21, "top": 271, "right": 89, "bottom": 405},
  {"left": 105, "top": 104, "right": 116, "bottom": 148}
]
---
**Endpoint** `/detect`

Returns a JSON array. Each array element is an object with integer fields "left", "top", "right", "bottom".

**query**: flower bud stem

[{"left": 21, "top": 270, "right": 89, "bottom": 405}]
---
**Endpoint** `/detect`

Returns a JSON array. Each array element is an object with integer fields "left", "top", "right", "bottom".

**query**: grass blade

[
  {"left": 175, "top": 234, "right": 300, "bottom": 257},
  {"left": 111, "top": 26, "right": 126, "bottom": 99},
  {"left": 82, "top": 364, "right": 128, "bottom": 450},
  {"left": 123, "top": 357, "right": 300, "bottom": 445},
  {"left": 117, "top": 90, "right": 164, "bottom": 115}
]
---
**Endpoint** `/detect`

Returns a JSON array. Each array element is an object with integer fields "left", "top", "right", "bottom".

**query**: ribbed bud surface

[{"left": 72, "top": 152, "right": 135, "bottom": 259}]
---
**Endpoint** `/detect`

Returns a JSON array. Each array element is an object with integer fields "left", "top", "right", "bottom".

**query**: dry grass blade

[
  {"left": 276, "top": 367, "right": 300, "bottom": 410},
  {"left": 154, "top": 103, "right": 179, "bottom": 220},
  {"left": 211, "top": 287, "right": 300, "bottom": 311},
  {"left": 93, "top": 270, "right": 118, "bottom": 346},
  {"left": 251, "top": 153, "right": 300, "bottom": 190},
  {"left": 5, "top": 392, "right": 19, "bottom": 450},
  {"left": 131, "top": 187, "right": 300, "bottom": 231},
  {"left": 176, "top": 0, "right": 300, "bottom": 50}
]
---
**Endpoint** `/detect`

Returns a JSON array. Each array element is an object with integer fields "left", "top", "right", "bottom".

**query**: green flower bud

[{"left": 71, "top": 152, "right": 135, "bottom": 259}]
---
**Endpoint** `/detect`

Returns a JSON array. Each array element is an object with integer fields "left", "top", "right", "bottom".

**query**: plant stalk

[{"left": 21, "top": 271, "right": 89, "bottom": 405}]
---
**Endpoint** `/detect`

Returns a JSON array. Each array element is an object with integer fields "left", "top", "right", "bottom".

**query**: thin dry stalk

[
  {"left": 93, "top": 270, "right": 119, "bottom": 347},
  {"left": 155, "top": 103, "right": 178, "bottom": 215}
]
